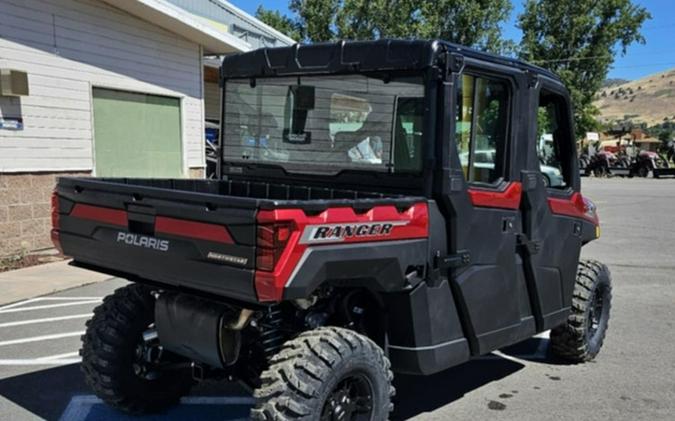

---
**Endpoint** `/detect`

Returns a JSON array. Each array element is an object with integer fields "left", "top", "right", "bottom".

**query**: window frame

[
  {"left": 453, "top": 69, "right": 515, "bottom": 188},
  {"left": 536, "top": 86, "right": 576, "bottom": 193}
]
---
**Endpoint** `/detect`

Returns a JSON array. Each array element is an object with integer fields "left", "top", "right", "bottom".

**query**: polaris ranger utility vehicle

[{"left": 52, "top": 40, "right": 612, "bottom": 420}]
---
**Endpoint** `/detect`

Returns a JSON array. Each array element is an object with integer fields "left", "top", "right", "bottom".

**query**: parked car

[{"left": 463, "top": 150, "right": 565, "bottom": 187}]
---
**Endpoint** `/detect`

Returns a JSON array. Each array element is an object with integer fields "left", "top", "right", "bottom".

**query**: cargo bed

[{"left": 53, "top": 177, "right": 423, "bottom": 304}]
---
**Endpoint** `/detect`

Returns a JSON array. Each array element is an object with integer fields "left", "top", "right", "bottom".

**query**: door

[
  {"left": 92, "top": 88, "right": 183, "bottom": 177},
  {"left": 442, "top": 67, "right": 536, "bottom": 356},
  {"left": 518, "top": 82, "right": 583, "bottom": 330}
]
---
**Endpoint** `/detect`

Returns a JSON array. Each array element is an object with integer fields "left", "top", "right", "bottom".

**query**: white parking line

[
  {"left": 36, "top": 351, "right": 80, "bottom": 361},
  {"left": 27, "top": 297, "right": 103, "bottom": 301},
  {"left": 0, "top": 358, "right": 81, "bottom": 366},
  {"left": 0, "top": 314, "right": 92, "bottom": 328},
  {"left": 0, "top": 300, "right": 101, "bottom": 314},
  {"left": 0, "top": 298, "right": 41, "bottom": 311},
  {"left": 0, "top": 351, "right": 81, "bottom": 366},
  {"left": 0, "top": 331, "right": 84, "bottom": 347}
]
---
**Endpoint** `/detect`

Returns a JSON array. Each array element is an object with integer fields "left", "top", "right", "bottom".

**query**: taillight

[
  {"left": 256, "top": 222, "right": 293, "bottom": 271},
  {"left": 51, "top": 191, "right": 64, "bottom": 254}
]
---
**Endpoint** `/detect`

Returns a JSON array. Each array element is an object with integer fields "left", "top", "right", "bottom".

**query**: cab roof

[{"left": 220, "top": 39, "right": 561, "bottom": 83}]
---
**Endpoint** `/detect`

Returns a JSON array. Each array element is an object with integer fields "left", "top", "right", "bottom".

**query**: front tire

[
  {"left": 550, "top": 260, "right": 612, "bottom": 362},
  {"left": 80, "top": 284, "right": 192, "bottom": 414},
  {"left": 251, "top": 327, "right": 394, "bottom": 420}
]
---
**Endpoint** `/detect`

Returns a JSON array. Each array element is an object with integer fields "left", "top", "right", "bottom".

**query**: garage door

[{"left": 92, "top": 88, "right": 183, "bottom": 177}]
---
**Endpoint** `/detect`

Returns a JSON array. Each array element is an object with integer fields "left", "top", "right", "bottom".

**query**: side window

[
  {"left": 455, "top": 74, "right": 510, "bottom": 184},
  {"left": 537, "top": 91, "right": 571, "bottom": 189}
]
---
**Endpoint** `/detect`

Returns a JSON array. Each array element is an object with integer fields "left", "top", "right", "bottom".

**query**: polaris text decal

[
  {"left": 116, "top": 232, "right": 169, "bottom": 252},
  {"left": 299, "top": 221, "right": 409, "bottom": 244}
]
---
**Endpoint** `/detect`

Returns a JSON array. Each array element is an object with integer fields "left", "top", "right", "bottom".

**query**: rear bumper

[{"left": 61, "top": 231, "right": 258, "bottom": 303}]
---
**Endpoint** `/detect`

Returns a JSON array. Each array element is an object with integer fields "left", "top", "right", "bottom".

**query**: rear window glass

[{"left": 223, "top": 75, "right": 424, "bottom": 175}]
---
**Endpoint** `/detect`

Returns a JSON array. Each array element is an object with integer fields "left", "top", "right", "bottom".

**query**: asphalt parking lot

[{"left": 1, "top": 177, "right": 674, "bottom": 420}]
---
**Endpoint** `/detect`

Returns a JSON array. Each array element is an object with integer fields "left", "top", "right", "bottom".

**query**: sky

[{"left": 230, "top": 0, "right": 675, "bottom": 81}]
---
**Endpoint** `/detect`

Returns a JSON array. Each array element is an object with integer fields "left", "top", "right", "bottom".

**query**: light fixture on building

[{"left": 0, "top": 69, "right": 29, "bottom": 96}]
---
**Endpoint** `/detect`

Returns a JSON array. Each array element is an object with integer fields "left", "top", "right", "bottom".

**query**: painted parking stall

[
  {"left": 0, "top": 280, "right": 256, "bottom": 420},
  {"left": 0, "top": 296, "right": 100, "bottom": 366}
]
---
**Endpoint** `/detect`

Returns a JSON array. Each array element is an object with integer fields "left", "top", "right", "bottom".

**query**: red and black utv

[
  {"left": 632, "top": 150, "right": 675, "bottom": 178},
  {"left": 52, "top": 40, "right": 611, "bottom": 420},
  {"left": 584, "top": 150, "right": 632, "bottom": 177}
]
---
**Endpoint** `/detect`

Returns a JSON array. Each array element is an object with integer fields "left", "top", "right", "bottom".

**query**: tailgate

[{"left": 53, "top": 178, "right": 259, "bottom": 303}]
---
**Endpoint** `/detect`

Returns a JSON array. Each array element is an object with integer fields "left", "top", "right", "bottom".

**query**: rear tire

[
  {"left": 251, "top": 327, "right": 394, "bottom": 420},
  {"left": 550, "top": 260, "right": 612, "bottom": 362},
  {"left": 593, "top": 165, "right": 607, "bottom": 178},
  {"left": 80, "top": 284, "right": 192, "bottom": 414}
]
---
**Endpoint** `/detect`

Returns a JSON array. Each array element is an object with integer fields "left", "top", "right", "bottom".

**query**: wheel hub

[
  {"left": 132, "top": 328, "right": 163, "bottom": 380},
  {"left": 587, "top": 287, "right": 605, "bottom": 339},
  {"left": 321, "top": 374, "right": 373, "bottom": 421}
]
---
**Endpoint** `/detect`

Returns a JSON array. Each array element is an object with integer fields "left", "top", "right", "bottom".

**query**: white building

[{"left": 0, "top": 0, "right": 294, "bottom": 256}]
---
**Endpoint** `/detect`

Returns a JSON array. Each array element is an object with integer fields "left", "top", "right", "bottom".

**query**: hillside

[{"left": 594, "top": 68, "right": 675, "bottom": 126}]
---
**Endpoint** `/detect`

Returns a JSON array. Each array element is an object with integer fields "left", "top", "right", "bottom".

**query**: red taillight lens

[
  {"left": 51, "top": 191, "right": 64, "bottom": 254},
  {"left": 256, "top": 222, "right": 293, "bottom": 272}
]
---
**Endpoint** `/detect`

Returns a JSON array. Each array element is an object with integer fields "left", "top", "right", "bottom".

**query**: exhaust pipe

[{"left": 154, "top": 293, "right": 253, "bottom": 368}]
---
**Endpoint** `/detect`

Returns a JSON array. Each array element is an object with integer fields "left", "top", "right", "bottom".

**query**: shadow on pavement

[
  {"left": 392, "top": 357, "right": 525, "bottom": 420},
  {"left": 0, "top": 364, "right": 249, "bottom": 420},
  {"left": 1, "top": 342, "right": 559, "bottom": 420},
  {"left": 0, "top": 364, "right": 87, "bottom": 420}
]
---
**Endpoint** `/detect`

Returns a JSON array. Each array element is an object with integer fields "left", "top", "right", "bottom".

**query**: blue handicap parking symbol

[{"left": 59, "top": 395, "right": 254, "bottom": 421}]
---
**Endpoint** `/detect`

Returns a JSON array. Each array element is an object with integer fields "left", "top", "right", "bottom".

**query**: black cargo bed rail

[{"left": 57, "top": 177, "right": 426, "bottom": 214}]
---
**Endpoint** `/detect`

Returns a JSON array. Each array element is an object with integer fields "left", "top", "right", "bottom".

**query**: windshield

[{"left": 222, "top": 74, "right": 425, "bottom": 175}]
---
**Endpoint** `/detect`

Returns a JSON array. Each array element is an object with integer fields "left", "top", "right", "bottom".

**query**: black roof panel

[{"left": 220, "top": 39, "right": 560, "bottom": 82}]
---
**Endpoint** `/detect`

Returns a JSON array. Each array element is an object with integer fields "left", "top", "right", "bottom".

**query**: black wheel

[
  {"left": 542, "top": 174, "right": 551, "bottom": 188},
  {"left": 637, "top": 164, "right": 649, "bottom": 178},
  {"left": 80, "top": 284, "right": 192, "bottom": 414},
  {"left": 550, "top": 260, "right": 612, "bottom": 362},
  {"left": 592, "top": 165, "right": 607, "bottom": 178},
  {"left": 251, "top": 327, "right": 394, "bottom": 420}
]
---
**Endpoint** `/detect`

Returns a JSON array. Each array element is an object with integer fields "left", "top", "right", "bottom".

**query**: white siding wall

[
  {"left": 204, "top": 81, "right": 221, "bottom": 122},
  {"left": 0, "top": 0, "right": 205, "bottom": 173}
]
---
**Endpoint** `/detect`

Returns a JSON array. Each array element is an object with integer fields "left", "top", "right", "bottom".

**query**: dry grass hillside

[{"left": 594, "top": 68, "right": 675, "bottom": 126}]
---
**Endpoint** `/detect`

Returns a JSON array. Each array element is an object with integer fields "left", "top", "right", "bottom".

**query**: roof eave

[{"left": 102, "top": 0, "right": 251, "bottom": 54}]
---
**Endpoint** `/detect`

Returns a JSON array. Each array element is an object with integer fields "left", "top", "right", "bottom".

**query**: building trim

[{"left": 100, "top": 0, "right": 252, "bottom": 54}]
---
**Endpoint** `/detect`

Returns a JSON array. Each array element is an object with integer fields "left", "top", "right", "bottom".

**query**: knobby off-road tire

[
  {"left": 251, "top": 327, "right": 395, "bottom": 421},
  {"left": 80, "top": 284, "right": 192, "bottom": 414},
  {"left": 550, "top": 260, "right": 612, "bottom": 362}
]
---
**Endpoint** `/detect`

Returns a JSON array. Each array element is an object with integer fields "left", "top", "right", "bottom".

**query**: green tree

[
  {"left": 255, "top": 6, "right": 303, "bottom": 40},
  {"left": 256, "top": 0, "right": 514, "bottom": 53},
  {"left": 518, "top": 0, "right": 650, "bottom": 138}
]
